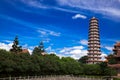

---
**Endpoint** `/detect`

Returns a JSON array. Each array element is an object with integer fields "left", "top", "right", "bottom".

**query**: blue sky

[{"left": 0, "top": 0, "right": 120, "bottom": 59}]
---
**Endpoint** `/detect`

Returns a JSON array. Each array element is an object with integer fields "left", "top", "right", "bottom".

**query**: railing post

[
  {"left": 28, "top": 75, "right": 29, "bottom": 80},
  {"left": 19, "top": 76, "right": 21, "bottom": 80},
  {"left": 14, "top": 77, "right": 16, "bottom": 80},
  {"left": 9, "top": 76, "right": 11, "bottom": 80}
]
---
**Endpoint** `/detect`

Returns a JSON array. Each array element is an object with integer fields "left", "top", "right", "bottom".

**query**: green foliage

[
  {"left": 10, "top": 36, "right": 22, "bottom": 54},
  {"left": 78, "top": 56, "right": 88, "bottom": 64},
  {"left": 32, "top": 41, "right": 45, "bottom": 55},
  {"left": 60, "top": 57, "right": 83, "bottom": 75},
  {"left": 0, "top": 49, "right": 16, "bottom": 76},
  {"left": 107, "top": 54, "right": 117, "bottom": 64},
  {"left": 40, "top": 54, "right": 60, "bottom": 75},
  {"left": 99, "top": 62, "right": 117, "bottom": 76},
  {"left": 83, "top": 64, "right": 101, "bottom": 75},
  {"left": 38, "top": 41, "right": 45, "bottom": 52},
  {"left": 99, "top": 62, "right": 108, "bottom": 75},
  {"left": 0, "top": 49, "right": 117, "bottom": 77}
]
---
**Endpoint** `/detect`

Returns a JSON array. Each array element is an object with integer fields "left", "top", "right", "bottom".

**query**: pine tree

[
  {"left": 38, "top": 41, "right": 45, "bottom": 53},
  {"left": 32, "top": 41, "right": 45, "bottom": 55},
  {"left": 10, "top": 36, "right": 22, "bottom": 54}
]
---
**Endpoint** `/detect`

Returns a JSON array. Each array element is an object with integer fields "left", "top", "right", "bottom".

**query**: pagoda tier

[
  {"left": 87, "top": 60, "right": 102, "bottom": 62},
  {"left": 87, "top": 17, "right": 101, "bottom": 64}
]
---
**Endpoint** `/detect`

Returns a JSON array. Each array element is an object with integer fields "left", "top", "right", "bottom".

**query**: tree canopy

[
  {"left": 10, "top": 36, "right": 22, "bottom": 54},
  {"left": 32, "top": 41, "right": 45, "bottom": 55},
  {"left": 0, "top": 49, "right": 117, "bottom": 77}
]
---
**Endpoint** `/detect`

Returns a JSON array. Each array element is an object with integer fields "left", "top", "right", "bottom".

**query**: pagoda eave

[
  {"left": 88, "top": 57, "right": 101, "bottom": 59},
  {"left": 87, "top": 60, "right": 102, "bottom": 62},
  {"left": 108, "top": 64, "right": 120, "bottom": 69},
  {"left": 88, "top": 53, "right": 101, "bottom": 55}
]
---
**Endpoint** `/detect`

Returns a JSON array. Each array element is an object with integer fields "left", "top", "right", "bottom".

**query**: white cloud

[
  {"left": 57, "top": 54, "right": 65, "bottom": 58},
  {"left": 43, "top": 38, "right": 51, "bottom": 43},
  {"left": 45, "top": 46, "right": 52, "bottom": 52},
  {"left": 57, "top": 0, "right": 120, "bottom": 18},
  {"left": 70, "top": 49, "right": 87, "bottom": 59},
  {"left": 72, "top": 14, "right": 87, "bottom": 19},
  {"left": 49, "top": 31, "right": 61, "bottom": 36},
  {"left": 20, "top": 0, "right": 48, "bottom": 9},
  {"left": 18, "top": 0, "right": 120, "bottom": 19},
  {"left": 59, "top": 46, "right": 87, "bottom": 59},
  {"left": 0, "top": 42, "right": 13, "bottom": 51},
  {"left": 72, "top": 46, "right": 84, "bottom": 49},
  {"left": 102, "top": 45, "right": 113, "bottom": 51},
  {"left": 59, "top": 45, "right": 108, "bottom": 60},
  {"left": 53, "top": 7, "right": 79, "bottom": 13},
  {"left": 3, "top": 40, "right": 13, "bottom": 43},
  {"left": 45, "top": 46, "right": 57, "bottom": 54},
  {"left": 38, "top": 30, "right": 47, "bottom": 35},
  {"left": 104, "top": 46, "right": 113, "bottom": 51},
  {"left": 79, "top": 39, "right": 88, "bottom": 45},
  {"left": 38, "top": 28, "right": 61, "bottom": 37},
  {"left": 28, "top": 48, "right": 32, "bottom": 55},
  {"left": 101, "top": 53, "right": 107, "bottom": 61},
  {"left": 0, "top": 41, "right": 35, "bottom": 55}
]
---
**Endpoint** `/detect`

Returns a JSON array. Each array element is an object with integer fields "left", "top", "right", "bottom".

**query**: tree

[
  {"left": 60, "top": 57, "right": 83, "bottom": 75},
  {"left": 0, "top": 49, "right": 16, "bottom": 76},
  {"left": 40, "top": 54, "right": 60, "bottom": 75},
  {"left": 38, "top": 41, "right": 45, "bottom": 53},
  {"left": 107, "top": 54, "right": 117, "bottom": 64},
  {"left": 10, "top": 36, "right": 22, "bottom": 54},
  {"left": 78, "top": 56, "right": 88, "bottom": 64},
  {"left": 99, "top": 62, "right": 117, "bottom": 76},
  {"left": 32, "top": 41, "right": 45, "bottom": 55},
  {"left": 83, "top": 64, "right": 101, "bottom": 75}
]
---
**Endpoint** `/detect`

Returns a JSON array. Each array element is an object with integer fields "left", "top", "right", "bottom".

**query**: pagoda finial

[
  {"left": 91, "top": 16, "right": 98, "bottom": 21},
  {"left": 92, "top": 16, "right": 95, "bottom": 18}
]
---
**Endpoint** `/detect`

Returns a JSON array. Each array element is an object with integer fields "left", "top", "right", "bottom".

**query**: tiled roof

[
  {"left": 22, "top": 49, "right": 29, "bottom": 53},
  {"left": 115, "top": 42, "right": 120, "bottom": 46}
]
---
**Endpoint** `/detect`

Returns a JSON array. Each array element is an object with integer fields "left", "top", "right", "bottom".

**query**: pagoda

[
  {"left": 87, "top": 17, "right": 101, "bottom": 64},
  {"left": 106, "top": 42, "right": 120, "bottom": 76}
]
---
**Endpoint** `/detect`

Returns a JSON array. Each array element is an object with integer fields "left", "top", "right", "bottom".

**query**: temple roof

[
  {"left": 104, "top": 59, "right": 108, "bottom": 63},
  {"left": 115, "top": 42, "right": 120, "bottom": 46},
  {"left": 22, "top": 49, "right": 29, "bottom": 53}
]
